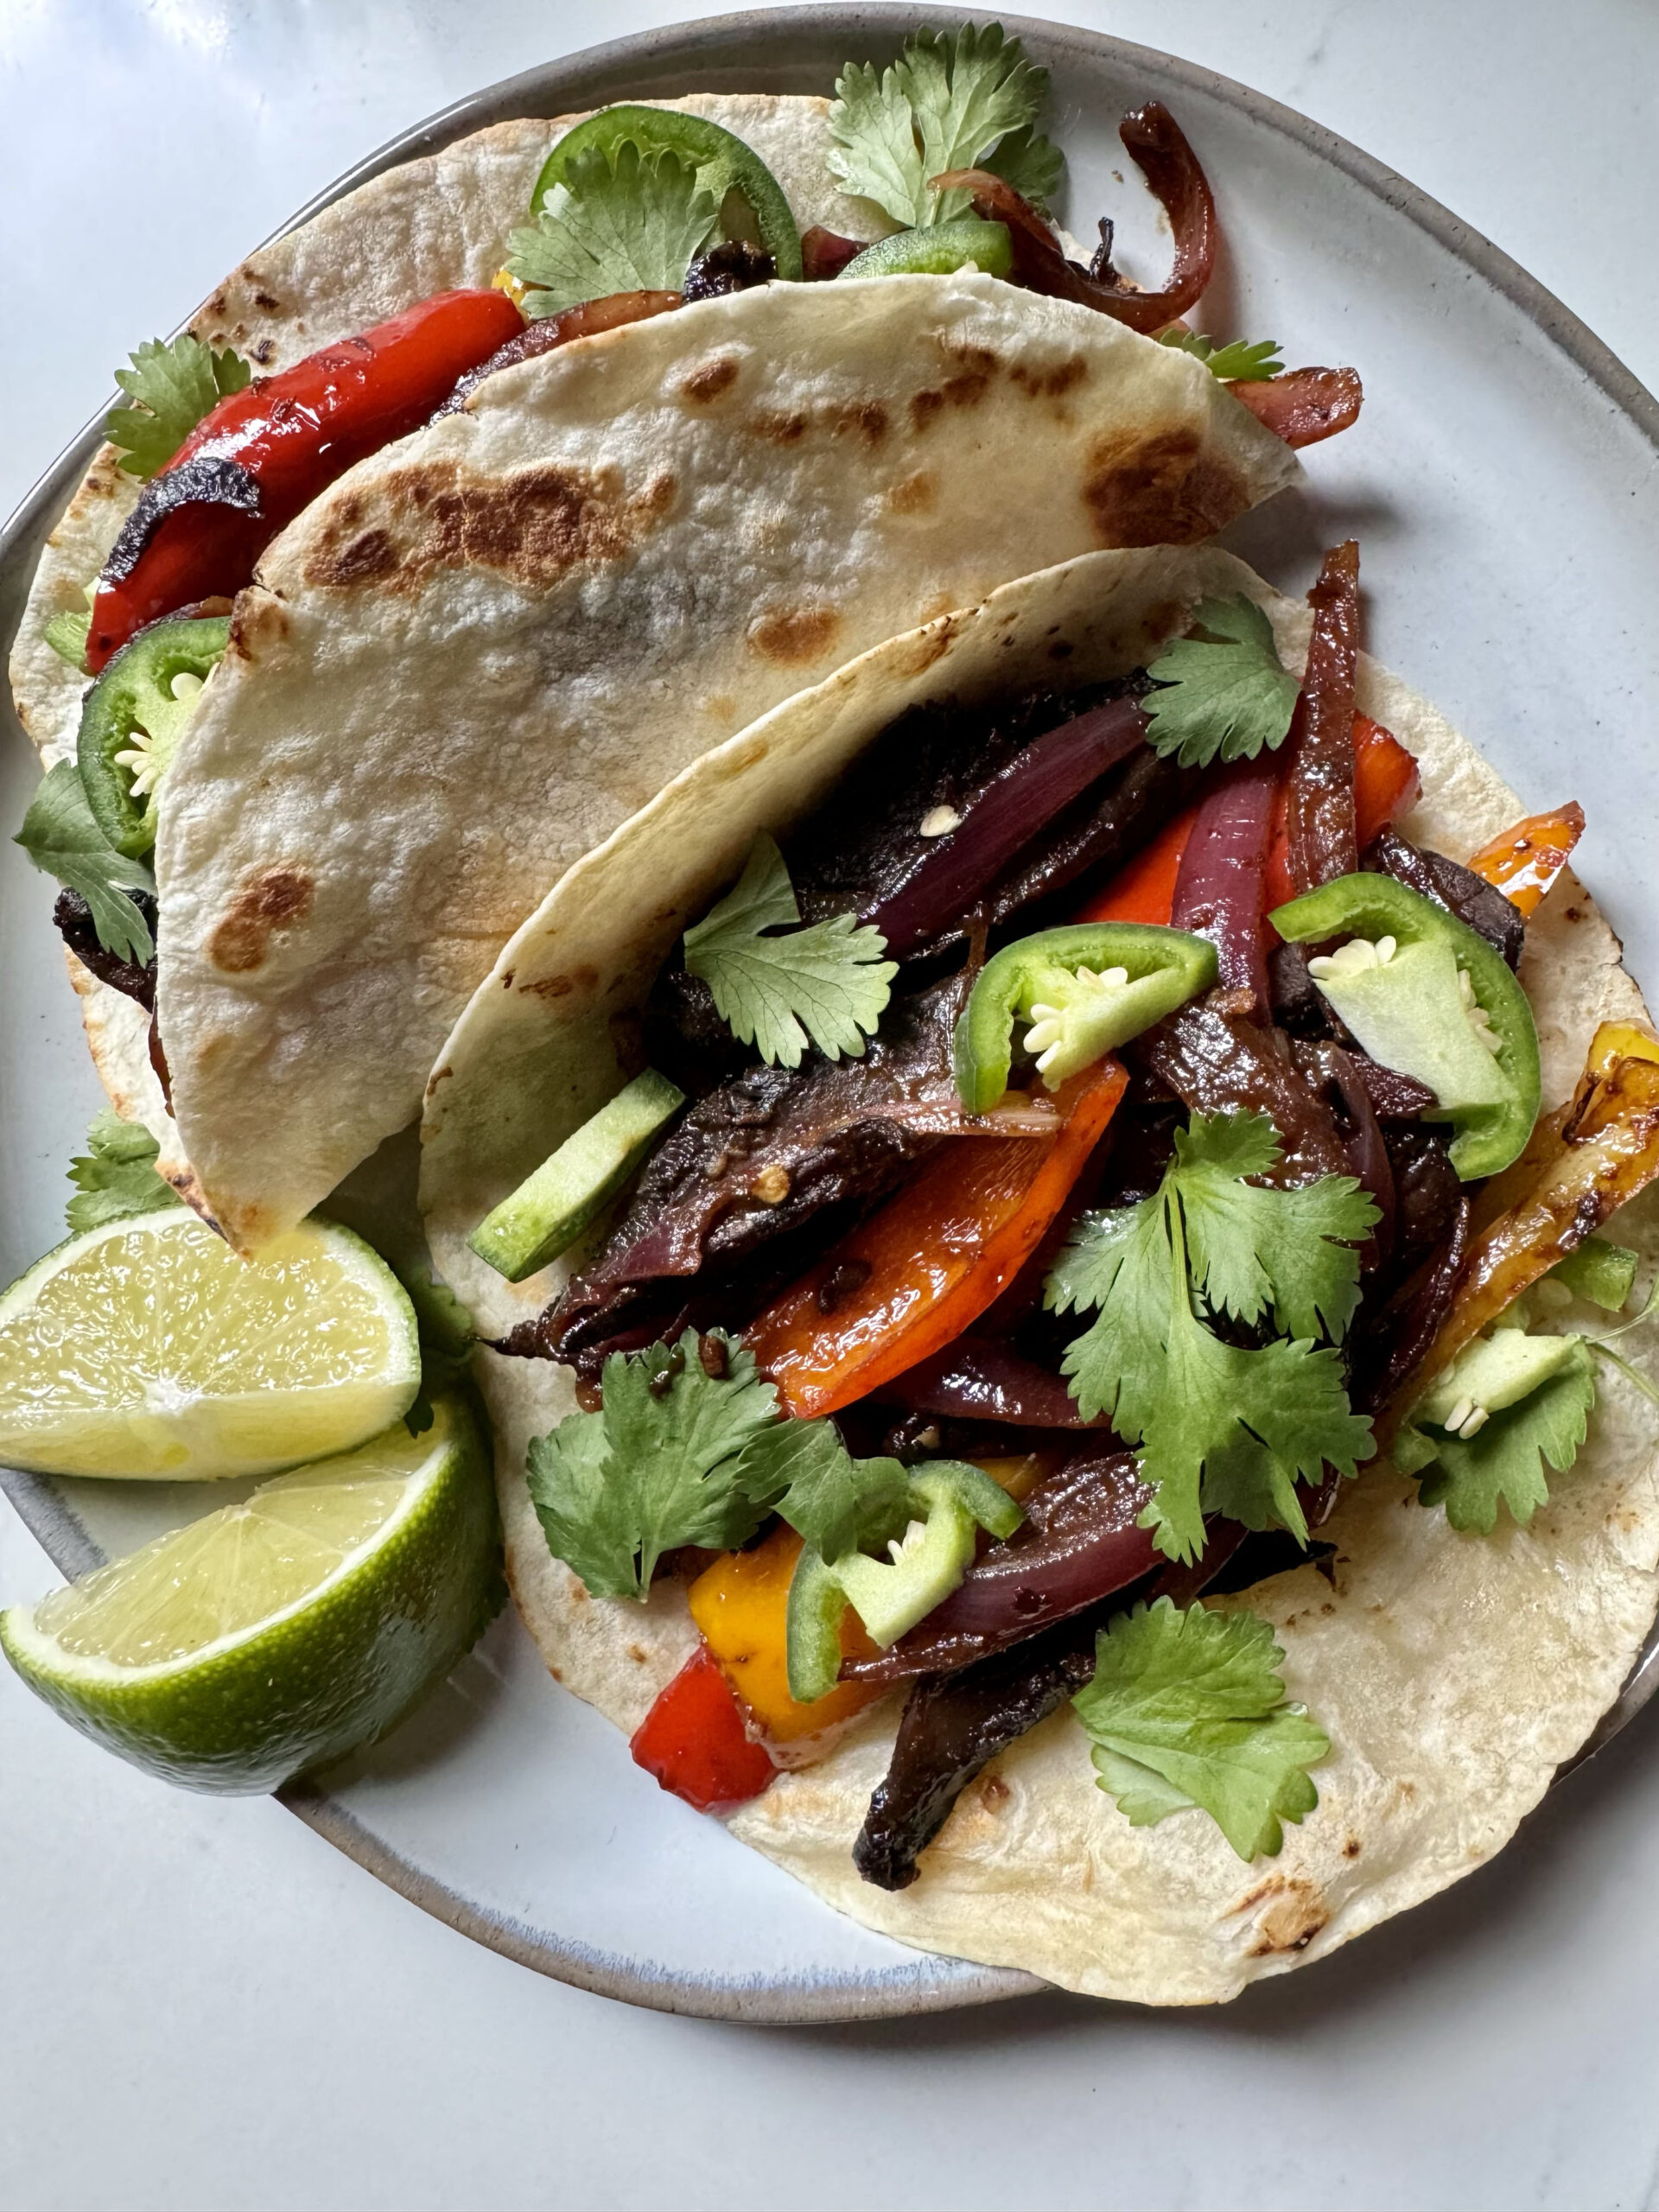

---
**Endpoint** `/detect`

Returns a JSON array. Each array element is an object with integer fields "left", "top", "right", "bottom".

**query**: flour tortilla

[
  {"left": 416, "top": 543, "right": 1659, "bottom": 2005},
  {"left": 8, "top": 97, "right": 1294, "bottom": 1252}
]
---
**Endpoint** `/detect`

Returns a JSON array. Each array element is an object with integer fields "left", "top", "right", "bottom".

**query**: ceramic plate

[{"left": 3, "top": 7, "right": 1657, "bottom": 2024}]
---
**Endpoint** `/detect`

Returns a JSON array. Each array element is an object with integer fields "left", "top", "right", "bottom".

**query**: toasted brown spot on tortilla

[
  {"left": 829, "top": 399, "right": 889, "bottom": 445},
  {"left": 1344, "top": 1835, "right": 1362, "bottom": 1859},
  {"left": 521, "top": 964, "right": 598, "bottom": 1003},
  {"left": 424, "top": 1065, "right": 454, "bottom": 1098},
  {"left": 207, "top": 866, "right": 314, "bottom": 974},
  {"left": 304, "top": 458, "right": 664, "bottom": 593},
  {"left": 1012, "top": 354, "right": 1089, "bottom": 398},
  {"left": 323, "top": 528, "right": 398, "bottom": 585},
  {"left": 909, "top": 388, "right": 945, "bottom": 432},
  {"left": 626, "top": 1643, "right": 648, "bottom": 1664},
  {"left": 226, "top": 593, "right": 290, "bottom": 661},
  {"left": 1249, "top": 1882, "right": 1329, "bottom": 1955},
  {"left": 748, "top": 604, "right": 841, "bottom": 665},
  {"left": 251, "top": 338, "right": 276, "bottom": 366},
  {"left": 895, "top": 619, "right": 957, "bottom": 678},
  {"left": 886, "top": 468, "right": 938, "bottom": 515},
  {"left": 941, "top": 368, "right": 993, "bottom": 409},
  {"left": 680, "top": 353, "right": 741, "bottom": 404},
  {"left": 1084, "top": 427, "right": 1249, "bottom": 546},
  {"left": 252, "top": 290, "right": 281, "bottom": 313},
  {"left": 750, "top": 408, "right": 808, "bottom": 445}
]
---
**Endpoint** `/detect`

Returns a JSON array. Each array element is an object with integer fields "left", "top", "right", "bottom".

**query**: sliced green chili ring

[
  {"left": 954, "top": 923, "right": 1217, "bottom": 1116},
  {"left": 784, "top": 1460, "right": 1024, "bottom": 1701},
  {"left": 1270, "top": 872, "right": 1541, "bottom": 1181},
  {"left": 530, "top": 105, "right": 803, "bottom": 283},
  {"left": 76, "top": 613, "right": 230, "bottom": 860},
  {"left": 837, "top": 219, "right": 1014, "bottom": 282}
]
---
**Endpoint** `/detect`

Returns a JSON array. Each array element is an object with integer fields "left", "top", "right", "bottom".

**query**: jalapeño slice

[
  {"left": 529, "top": 106, "right": 804, "bottom": 283},
  {"left": 77, "top": 613, "right": 229, "bottom": 860},
  {"left": 838, "top": 219, "right": 1014, "bottom": 282}
]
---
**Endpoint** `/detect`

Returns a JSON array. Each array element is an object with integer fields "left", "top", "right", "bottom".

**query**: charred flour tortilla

[
  {"left": 9, "top": 97, "right": 1293, "bottom": 1251},
  {"left": 417, "top": 543, "right": 1659, "bottom": 2005}
]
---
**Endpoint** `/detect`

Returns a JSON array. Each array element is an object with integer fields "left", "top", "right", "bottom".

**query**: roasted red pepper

[
  {"left": 87, "top": 288, "right": 524, "bottom": 670},
  {"left": 629, "top": 1644, "right": 776, "bottom": 1814}
]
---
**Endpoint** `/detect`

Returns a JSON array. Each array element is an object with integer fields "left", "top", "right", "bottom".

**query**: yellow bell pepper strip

[
  {"left": 529, "top": 106, "right": 804, "bottom": 282},
  {"left": 1383, "top": 1027, "right": 1659, "bottom": 1434},
  {"left": 744, "top": 1060, "right": 1128, "bottom": 1419},
  {"left": 786, "top": 1462, "right": 1024, "bottom": 1703},
  {"left": 952, "top": 923, "right": 1215, "bottom": 1115},
  {"left": 1464, "top": 803, "right": 1586, "bottom": 917},
  {"left": 688, "top": 1524, "right": 882, "bottom": 1745},
  {"left": 1270, "top": 873, "right": 1541, "bottom": 1180}
]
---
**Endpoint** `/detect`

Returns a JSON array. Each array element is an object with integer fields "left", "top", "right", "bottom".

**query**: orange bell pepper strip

[
  {"left": 1462, "top": 803, "right": 1586, "bottom": 916},
  {"left": 743, "top": 1061, "right": 1128, "bottom": 1419},
  {"left": 629, "top": 1644, "right": 777, "bottom": 1813},
  {"left": 1077, "top": 715, "right": 1420, "bottom": 928},
  {"left": 689, "top": 1524, "right": 882, "bottom": 1744}
]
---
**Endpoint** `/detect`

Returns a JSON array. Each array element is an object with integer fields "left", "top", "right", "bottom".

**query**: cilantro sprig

[
  {"left": 65, "top": 1109, "right": 181, "bottom": 1233},
  {"left": 15, "top": 763, "right": 156, "bottom": 964},
  {"left": 829, "top": 23, "right": 1065, "bottom": 228},
  {"left": 1141, "top": 595, "right": 1301, "bottom": 770},
  {"left": 505, "top": 140, "right": 719, "bottom": 318},
  {"left": 683, "top": 834, "right": 896, "bottom": 1070},
  {"left": 1158, "top": 330, "right": 1286, "bottom": 383},
  {"left": 734, "top": 1415, "right": 912, "bottom": 1563},
  {"left": 1046, "top": 1111, "right": 1376, "bottom": 1562},
  {"left": 105, "top": 334, "right": 252, "bottom": 480},
  {"left": 1402, "top": 1344, "right": 1596, "bottom": 1534},
  {"left": 1073, "top": 1598, "right": 1330, "bottom": 1860},
  {"left": 526, "top": 1331, "right": 915, "bottom": 1598}
]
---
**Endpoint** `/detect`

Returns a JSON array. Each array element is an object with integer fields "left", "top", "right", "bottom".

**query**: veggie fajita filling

[{"left": 467, "top": 543, "right": 1659, "bottom": 1888}]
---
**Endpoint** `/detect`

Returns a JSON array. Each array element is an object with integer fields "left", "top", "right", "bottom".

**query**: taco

[
  {"left": 417, "top": 539, "right": 1659, "bottom": 2005},
  {"left": 10, "top": 26, "right": 1356, "bottom": 1251}
]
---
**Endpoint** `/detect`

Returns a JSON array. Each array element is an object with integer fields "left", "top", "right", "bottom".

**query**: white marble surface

[{"left": 3, "top": 4, "right": 1658, "bottom": 2207}]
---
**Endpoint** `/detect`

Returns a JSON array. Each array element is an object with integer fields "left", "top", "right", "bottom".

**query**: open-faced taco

[
  {"left": 10, "top": 27, "right": 1359, "bottom": 1251},
  {"left": 418, "top": 540, "right": 1659, "bottom": 2005}
]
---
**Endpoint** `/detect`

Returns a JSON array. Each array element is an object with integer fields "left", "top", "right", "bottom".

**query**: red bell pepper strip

[
  {"left": 87, "top": 288, "right": 524, "bottom": 670},
  {"left": 1281, "top": 540, "right": 1362, "bottom": 893},
  {"left": 629, "top": 1644, "right": 776, "bottom": 1814},
  {"left": 1078, "top": 715, "right": 1419, "bottom": 929},
  {"left": 744, "top": 1062, "right": 1128, "bottom": 1420}
]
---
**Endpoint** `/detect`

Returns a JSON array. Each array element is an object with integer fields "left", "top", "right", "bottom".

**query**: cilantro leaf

[
  {"left": 1142, "top": 595, "right": 1300, "bottom": 770},
  {"left": 734, "top": 1417, "right": 912, "bottom": 1562},
  {"left": 15, "top": 763, "right": 156, "bottom": 964},
  {"left": 65, "top": 1109, "right": 181, "bottom": 1233},
  {"left": 1049, "top": 1111, "right": 1376, "bottom": 1560},
  {"left": 982, "top": 122, "right": 1065, "bottom": 211},
  {"left": 525, "top": 1331, "right": 779, "bottom": 1599},
  {"left": 1408, "top": 1341, "right": 1596, "bottom": 1534},
  {"left": 105, "top": 334, "right": 252, "bottom": 480},
  {"left": 43, "top": 608, "right": 92, "bottom": 671},
  {"left": 1158, "top": 330, "right": 1286, "bottom": 383},
  {"left": 1072, "top": 1597, "right": 1330, "bottom": 1860},
  {"left": 683, "top": 833, "right": 896, "bottom": 1070},
  {"left": 1173, "top": 1112, "right": 1374, "bottom": 1342},
  {"left": 505, "top": 140, "right": 719, "bottom": 318},
  {"left": 829, "top": 23, "right": 1062, "bottom": 228}
]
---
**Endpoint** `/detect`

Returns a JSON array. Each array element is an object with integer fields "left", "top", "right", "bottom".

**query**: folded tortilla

[
  {"left": 8, "top": 96, "right": 1294, "bottom": 1251},
  {"left": 416, "top": 543, "right": 1659, "bottom": 2004}
]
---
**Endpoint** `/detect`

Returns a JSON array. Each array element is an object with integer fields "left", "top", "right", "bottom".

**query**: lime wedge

[
  {"left": 0, "top": 1395, "right": 499, "bottom": 1791},
  {"left": 0, "top": 1208, "right": 420, "bottom": 1478}
]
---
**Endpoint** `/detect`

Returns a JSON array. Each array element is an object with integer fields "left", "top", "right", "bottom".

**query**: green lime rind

[{"left": 0, "top": 1395, "right": 500, "bottom": 1794}]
